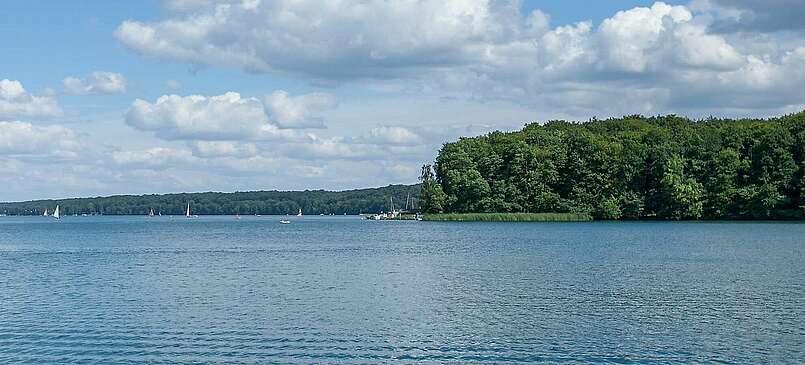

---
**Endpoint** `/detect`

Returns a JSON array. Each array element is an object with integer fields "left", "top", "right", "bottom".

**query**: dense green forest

[
  {"left": 0, "top": 185, "right": 419, "bottom": 216},
  {"left": 419, "top": 112, "right": 805, "bottom": 220}
]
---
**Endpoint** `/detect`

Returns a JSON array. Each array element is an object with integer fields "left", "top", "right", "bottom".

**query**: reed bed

[{"left": 422, "top": 212, "right": 592, "bottom": 222}]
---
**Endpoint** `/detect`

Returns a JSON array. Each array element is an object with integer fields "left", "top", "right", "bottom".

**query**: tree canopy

[{"left": 420, "top": 112, "right": 805, "bottom": 220}]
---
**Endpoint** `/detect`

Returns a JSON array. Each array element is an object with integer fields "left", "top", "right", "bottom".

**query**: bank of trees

[
  {"left": 0, "top": 185, "right": 419, "bottom": 216},
  {"left": 420, "top": 112, "right": 805, "bottom": 220}
]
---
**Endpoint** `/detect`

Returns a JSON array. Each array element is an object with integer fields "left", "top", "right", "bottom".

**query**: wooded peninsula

[{"left": 418, "top": 112, "right": 804, "bottom": 220}]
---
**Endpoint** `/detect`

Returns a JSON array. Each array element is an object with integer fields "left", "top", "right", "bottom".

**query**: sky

[{"left": 1, "top": 0, "right": 804, "bottom": 201}]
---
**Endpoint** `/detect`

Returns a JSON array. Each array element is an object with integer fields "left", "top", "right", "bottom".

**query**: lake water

[{"left": 0, "top": 216, "right": 803, "bottom": 364}]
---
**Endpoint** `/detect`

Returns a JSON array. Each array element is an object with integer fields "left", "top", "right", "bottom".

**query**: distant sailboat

[
  {"left": 52, "top": 205, "right": 60, "bottom": 220},
  {"left": 297, "top": 208, "right": 303, "bottom": 217},
  {"left": 43, "top": 208, "right": 48, "bottom": 217},
  {"left": 185, "top": 204, "right": 191, "bottom": 218},
  {"left": 148, "top": 208, "right": 155, "bottom": 217}
]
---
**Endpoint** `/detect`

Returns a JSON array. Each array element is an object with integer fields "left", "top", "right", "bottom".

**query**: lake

[{"left": 1, "top": 216, "right": 803, "bottom": 364}]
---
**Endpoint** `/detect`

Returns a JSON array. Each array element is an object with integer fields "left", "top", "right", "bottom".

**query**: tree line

[
  {"left": 419, "top": 112, "right": 805, "bottom": 220},
  {"left": 0, "top": 185, "right": 420, "bottom": 216}
]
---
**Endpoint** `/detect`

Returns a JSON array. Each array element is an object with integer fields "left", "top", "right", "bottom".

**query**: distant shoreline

[{"left": 0, "top": 184, "right": 420, "bottom": 216}]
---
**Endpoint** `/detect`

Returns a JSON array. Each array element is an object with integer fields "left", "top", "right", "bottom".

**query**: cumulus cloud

[
  {"left": 115, "top": 0, "right": 532, "bottom": 79},
  {"left": 63, "top": 71, "right": 128, "bottom": 95},
  {"left": 125, "top": 91, "right": 333, "bottom": 141},
  {"left": 596, "top": 3, "right": 742, "bottom": 72},
  {"left": 0, "top": 79, "right": 62, "bottom": 119},
  {"left": 114, "top": 1, "right": 805, "bottom": 117},
  {"left": 0, "top": 121, "right": 81, "bottom": 159},
  {"left": 125, "top": 92, "right": 267, "bottom": 140},
  {"left": 262, "top": 91, "right": 335, "bottom": 129}
]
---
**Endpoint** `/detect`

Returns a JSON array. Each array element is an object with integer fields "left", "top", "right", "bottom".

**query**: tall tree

[{"left": 419, "top": 164, "right": 446, "bottom": 213}]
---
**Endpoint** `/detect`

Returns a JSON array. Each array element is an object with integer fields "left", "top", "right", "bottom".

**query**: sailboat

[
  {"left": 148, "top": 208, "right": 155, "bottom": 217},
  {"left": 185, "top": 204, "right": 192, "bottom": 218},
  {"left": 297, "top": 208, "right": 303, "bottom": 217},
  {"left": 43, "top": 208, "right": 48, "bottom": 217},
  {"left": 52, "top": 205, "right": 60, "bottom": 220}
]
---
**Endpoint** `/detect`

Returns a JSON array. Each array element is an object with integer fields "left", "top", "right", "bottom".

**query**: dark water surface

[{"left": 1, "top": 216, "right": 803, "bottom": 364}]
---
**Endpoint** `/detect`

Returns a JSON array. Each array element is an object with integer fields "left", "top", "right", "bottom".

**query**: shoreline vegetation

[
  {"left": 422, "top": 213, "right": 592, "bottom": 222},
  {"left": 418, "top": 112, "right": 805, "bottom": 221}
]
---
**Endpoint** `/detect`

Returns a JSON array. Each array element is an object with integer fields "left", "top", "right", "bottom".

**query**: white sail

[
  {"left": 43, "top": 208, "right": 48, "bottom": 216},
  {"left": 186, "top": 204, "right": 191, "bottom": 217},
  {"left": 297, "top": 208, "right": 302, "bottom": 216},
  {"left": 53, "top": 205, "right": 60, "bottom": 219}
]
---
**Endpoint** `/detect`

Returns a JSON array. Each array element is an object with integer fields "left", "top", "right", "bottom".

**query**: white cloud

[
  {"left": 63, "top": 71, "right": 127, "bottom": 95},
  {"left": 0, "top": 79, "right": 25, "bottom": 99},
  {"left": 262, "top": 90, "right": 335, "bottom": 129},
  {"left": 0, "top": 121, "right": 81, "bottom": 159},
  {"left": 115, "top": 1, "right": 805, "bottom": 117},
  {"left": 189, "top": 140, "right": 258, "bottom": 157},
  {"left": 125, "top": 91, "right": 332, "bottom": 141},
  {"left": 0, "top": 79, "right": 62, "bottom": 119},
  {"left": 361, "top": 126, "right": 422, "bottom": 146},
  {"left": 126, "top": 92, "right": 271, "bottom": 140},
  {"left": 596, "top": 3, "right": 741, "bottom": 72},
  {"left": 115, "top": 0, "right": 529, "bottom": 79}
]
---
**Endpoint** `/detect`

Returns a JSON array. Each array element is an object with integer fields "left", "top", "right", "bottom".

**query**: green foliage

[
  {"left": 431, "top": 112, "right": 805, "bottom": 220},
  {"left": 421, "top": 212, "right": 592, "bottom": 222},
  {"left": 0, "top": 185, "right": 420, "bottom": 216},
  {"left": 596, "top": 196, "right": 622, "bottom": 220},
  {"left": 660, "top": 155, "right": 704, "bottom": 219},
  {"left": 419, "top": 164, "right": 446, "bottom": 213}
]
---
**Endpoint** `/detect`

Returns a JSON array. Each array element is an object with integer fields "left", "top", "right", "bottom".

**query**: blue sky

[{"left": 1, "top": 0, "right": 803, "bottom": 201}]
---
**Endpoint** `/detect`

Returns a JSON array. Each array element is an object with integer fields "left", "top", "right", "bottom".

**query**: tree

[
  {"left": 419, "top": 164, "right": 446, "bottom": 213},
  {"left": 659, "top": 155, "right": 704, "bottom": 219}
]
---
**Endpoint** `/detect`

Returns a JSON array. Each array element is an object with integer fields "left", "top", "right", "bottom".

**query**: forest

[
  {"left": 0, "top": 185, "right": 419, "bottom": 216},
  {"left": 419, "top": 112, "right": 805, "bottom": 220}
]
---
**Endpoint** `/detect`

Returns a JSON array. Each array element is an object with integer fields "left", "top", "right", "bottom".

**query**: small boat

[
  {"left": 235, "top": 213, "right": 241, "bottom": 220},
  {"left": 52, "top": 205, "right": 61, "bottom": 220},
  {"left": 43, "top": 208, "right": 48, "bottom": 217},
  {"left": 185, "top": 204, "right": 195, "bottom": 218},
  {"left": 297, "top": 208, "right": 303, "bottom": 217},
  {"left": 148, "top": 208, "right": 155, "bottom": 217},
  {"left": 279, "top": 219, "right": 291, "bottom": 224}
]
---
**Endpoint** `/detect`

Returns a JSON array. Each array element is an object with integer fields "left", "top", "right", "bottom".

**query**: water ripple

[{"left": 1, "top": 217, "right": 803, "bottom": 363}]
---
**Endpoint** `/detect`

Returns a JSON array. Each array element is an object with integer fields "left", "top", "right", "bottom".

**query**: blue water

[{"left": 0, "top": 216, "right": 803, "bottom": 364}]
